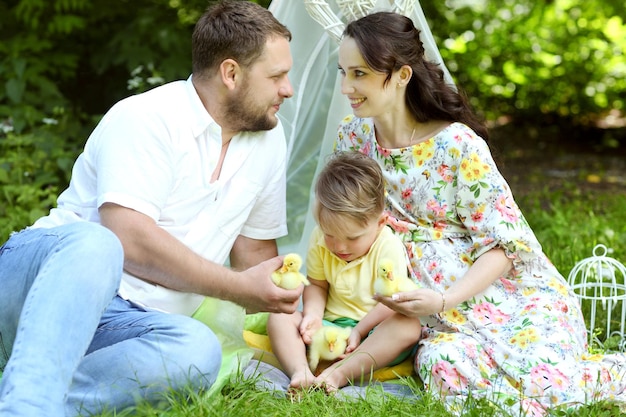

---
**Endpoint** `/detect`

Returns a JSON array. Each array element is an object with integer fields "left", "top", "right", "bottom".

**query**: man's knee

[
  {"left": 62, "top": 222, "right": 123, "bottom": 262},
  {"left": 171, "top": 317, "right": 222, "bottom": 386}
]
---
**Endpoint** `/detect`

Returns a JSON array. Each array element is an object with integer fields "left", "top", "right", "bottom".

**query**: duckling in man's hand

[{"left": 271, "top": 253, "right": 310, "bottom": 289}]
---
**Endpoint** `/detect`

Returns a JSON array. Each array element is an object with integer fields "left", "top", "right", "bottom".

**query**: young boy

[{"left": 267, "top": 151, "right": 422, "bottom": 392}]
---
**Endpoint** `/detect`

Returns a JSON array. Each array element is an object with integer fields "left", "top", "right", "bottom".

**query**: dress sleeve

[
  {"left": 454, "top": 127, "right": 544, "bottom": 270},
  {"left": 333, "top": 114, "right": 375, "bottom": 155},
  {"left": 334, "top": 115, "right": 353, "bottom": 152}
]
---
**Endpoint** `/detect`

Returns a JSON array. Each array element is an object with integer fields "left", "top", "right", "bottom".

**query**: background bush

[
  {"left": 0, "top": 109, "right": 85, "bottom": 239},
  {"left": 423, "top": 0, "right": 626, "bottom": 126}
]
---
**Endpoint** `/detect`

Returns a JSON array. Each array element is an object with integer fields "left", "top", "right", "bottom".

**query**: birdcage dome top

[{"left": 568, "top": 244, "right": 626, "bottom": 301}]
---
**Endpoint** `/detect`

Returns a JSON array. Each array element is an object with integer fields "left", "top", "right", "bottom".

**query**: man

[{"left": 0, "top": 1, "right": 301, "bottom": 416}]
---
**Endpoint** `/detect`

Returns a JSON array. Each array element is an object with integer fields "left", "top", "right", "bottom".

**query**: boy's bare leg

[
  {"left": 315, "top": 313, "right": 421, "bottom": 392},
  {"left": 267, "top": 312, "right": 317, "bottom": 390}
]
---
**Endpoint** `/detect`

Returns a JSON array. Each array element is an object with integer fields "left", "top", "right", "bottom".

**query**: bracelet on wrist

[{"left": 440, "top": 292, "right": 447, "bottom": 313}]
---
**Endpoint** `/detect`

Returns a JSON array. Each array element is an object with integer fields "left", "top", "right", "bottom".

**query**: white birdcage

[{"left": 567, "top": 244, "right": 626, "bottom": 352}]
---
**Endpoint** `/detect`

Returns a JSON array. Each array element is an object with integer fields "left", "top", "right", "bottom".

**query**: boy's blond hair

[{"left": 314, "top": 151, "right": 384, "bottom": 235}]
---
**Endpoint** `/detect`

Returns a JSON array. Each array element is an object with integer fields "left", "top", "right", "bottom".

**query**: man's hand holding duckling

[{"left": 234, "top": 256, "right": 303, "bottom": 314}]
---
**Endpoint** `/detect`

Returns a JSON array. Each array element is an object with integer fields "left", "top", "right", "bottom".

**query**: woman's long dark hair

[{"left": 343, "top": 12, "right": 489, "bottom": 141}]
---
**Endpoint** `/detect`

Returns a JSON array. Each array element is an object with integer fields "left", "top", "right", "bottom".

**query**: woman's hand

[
  {"left": 374, "top": 248, "right": 513, "bottom": 318},
  {"left": 373, "top": 288, "right": 444, "bottom": 318}
]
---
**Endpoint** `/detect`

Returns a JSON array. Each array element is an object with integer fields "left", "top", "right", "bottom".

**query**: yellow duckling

[
  {"left": 373, "top": 258, "right": 419, "bottom": 297},
  {"left": 308, "top": 325, "right": 351, "bottom": 372},
  {"left": 271, "top": 253, "right": 310, "bottom": 289}
]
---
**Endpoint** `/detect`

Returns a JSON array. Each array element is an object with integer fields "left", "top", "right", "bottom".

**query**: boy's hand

[
  {"left": 299, "top": 314, "right": 322, "bottom": 344},
  {"left": 344, "top": 327, "right": 362, "bottom": 354}
]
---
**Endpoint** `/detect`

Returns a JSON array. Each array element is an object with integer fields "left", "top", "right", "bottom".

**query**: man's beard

[{"left": 224, "top": 81, "right": 277, "bottom": 132}]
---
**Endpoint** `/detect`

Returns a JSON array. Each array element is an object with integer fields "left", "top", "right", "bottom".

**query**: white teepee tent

[{"left": 270, "top": 0, "right": 453, "bottom": 261}]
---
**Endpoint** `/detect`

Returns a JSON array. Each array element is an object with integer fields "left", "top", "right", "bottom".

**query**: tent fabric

[{"left": 269, "top": 0, "right": 453, "bottom": 261}]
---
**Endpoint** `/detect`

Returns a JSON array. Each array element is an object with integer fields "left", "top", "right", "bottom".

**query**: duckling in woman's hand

[
  {"left": 374, "top": 258, "right": 419, "bottom": 297},
  {"left": 271, "top": 253, "right": 310, "bottom": 289},
  {"left": 308, "top": 325, "right": 351, "bottom": 372}
]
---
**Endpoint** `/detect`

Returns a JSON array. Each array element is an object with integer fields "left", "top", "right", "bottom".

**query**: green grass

[
  {"left": 90, "top": 183, "right": 626, "bottom": 416},
  {"left": 516, "top": 184, "right": 626, "bottom": 276},
  {"left": 90, "top": 374, "right": 624, "bottom": 417}
]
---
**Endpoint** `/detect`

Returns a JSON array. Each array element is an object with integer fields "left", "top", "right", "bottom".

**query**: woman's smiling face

[{"left": 338, "top": 36, "right": 399, "bottom": 119}]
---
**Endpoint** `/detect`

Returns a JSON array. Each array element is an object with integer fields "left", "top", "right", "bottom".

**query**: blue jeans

[{"left": 0, "top": 223, "right": 222, "bottom": 416}]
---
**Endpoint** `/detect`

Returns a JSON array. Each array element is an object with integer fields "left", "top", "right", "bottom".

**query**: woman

[{"left": 335, "top": 10, "right": 626, "bottom": 415}]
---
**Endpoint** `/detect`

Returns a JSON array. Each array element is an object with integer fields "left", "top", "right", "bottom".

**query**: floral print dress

[{"left": 335, "top": 115, "right": 626, "bottom": 415}]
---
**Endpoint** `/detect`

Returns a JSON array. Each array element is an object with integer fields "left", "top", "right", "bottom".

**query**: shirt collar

[{"left": 185, "top": 74, "right": 221, "bottom": 139}]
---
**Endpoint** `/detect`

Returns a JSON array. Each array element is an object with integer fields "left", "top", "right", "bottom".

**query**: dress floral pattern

[{"left": 335, "top": 114, "right": 626, "bottom": 414}]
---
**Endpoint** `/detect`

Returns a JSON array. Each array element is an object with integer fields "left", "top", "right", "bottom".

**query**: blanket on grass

[{"left": 242, "top": 312, "right": 415, "bottom": 382}]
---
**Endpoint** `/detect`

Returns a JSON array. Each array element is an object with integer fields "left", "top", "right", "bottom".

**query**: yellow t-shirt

[{"left": 306, "top": 225, "right": 409, "bottom": 321}]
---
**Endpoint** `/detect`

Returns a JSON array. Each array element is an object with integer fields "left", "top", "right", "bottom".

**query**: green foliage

[
  {"left": 0, "top": 0, "right": 273, "bottom": 133},
  {"left": 0, "top": 0, "right": 201, "bottom": 135},
  {"left": 0, "top": 108, "right": 85, "bottom": 240},
  {"left": 0, "top": 0, "right": 202, "bottom": 240},
  {"left": 2, "top": 0, "right": 623, "bottom": 144},
  {"left": 424, "top": 0, "right": 626, "bottom": 126}
]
